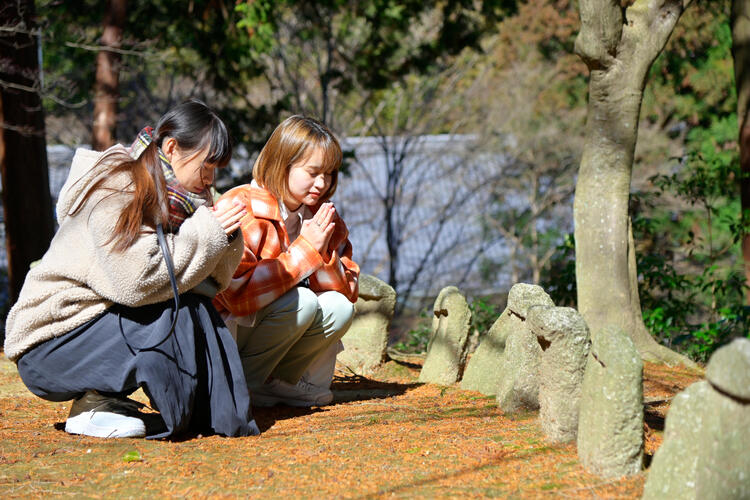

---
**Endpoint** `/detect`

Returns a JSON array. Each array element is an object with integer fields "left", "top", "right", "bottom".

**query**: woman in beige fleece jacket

[{"left": 4, "top": 100, "right": 258, "bottom": 439}]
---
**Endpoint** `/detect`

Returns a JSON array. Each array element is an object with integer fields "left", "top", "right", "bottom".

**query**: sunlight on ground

[{"left": 0, "top": 353, "right": 701, "bottom": 498}]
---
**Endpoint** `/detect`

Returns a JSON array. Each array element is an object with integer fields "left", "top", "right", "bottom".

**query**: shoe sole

[
  {"left": 65, "top": 413, "right": 146, "bottom": 438},
  {"left": 251, "top": 393, "right": 334, "bottom": 408}
]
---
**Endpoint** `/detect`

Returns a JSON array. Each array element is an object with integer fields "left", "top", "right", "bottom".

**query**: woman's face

[
  {"left": 163, "top": 137, "right": 215, "bottom": 194},
  {"left": 284, "top": 146, "right": 331, "bottom": 210}
]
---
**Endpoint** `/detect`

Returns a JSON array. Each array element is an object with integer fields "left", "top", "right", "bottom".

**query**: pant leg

[
  {"left": 235, "top": 287, "right": 318, "bottom": 388},
  {"left": 273, "top": 290, "right": 354, "bottom": 385},
  {"left": 301, "top": 340, "right": 344, "bottom": 389},
  {"left": 17, "top": 295, "right": 254, "bottom": 438},
  {"left": 185, "top": 295, "right": 255, "bottom": 437},
  {"left": 17, "top": 309, "right": 141, "bottom": 402}
]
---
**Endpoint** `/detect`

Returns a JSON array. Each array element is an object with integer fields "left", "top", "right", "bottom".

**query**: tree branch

[{"left": 574, "top": 0, "right": 622, "bottom": 70}]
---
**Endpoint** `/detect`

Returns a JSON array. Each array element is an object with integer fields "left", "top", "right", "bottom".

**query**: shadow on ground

[
  {"left": 254, "top": 374, "right": 421, "bottom": 432},
  {"left": 0, "top": 353, "right": 704, "bottom": 498}
]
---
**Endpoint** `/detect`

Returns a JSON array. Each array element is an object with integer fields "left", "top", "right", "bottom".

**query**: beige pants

[{"left": 234, "top": 288, "right": 354, "bottom": 389}]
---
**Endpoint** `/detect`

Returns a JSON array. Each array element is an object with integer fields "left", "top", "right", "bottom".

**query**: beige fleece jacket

[{"left": 3, "top": 145, "right": 243, "bottom": 361}]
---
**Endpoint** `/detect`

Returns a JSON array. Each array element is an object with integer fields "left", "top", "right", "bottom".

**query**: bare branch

[
  {"left": 0, "top": 121, "right": 43, "bottom": 136},
  {"left": 64, "top": 41, "right": 157, "bottom": 58},
  {"left": 0, "top": 25, "right": 40, "bottom": 36}
]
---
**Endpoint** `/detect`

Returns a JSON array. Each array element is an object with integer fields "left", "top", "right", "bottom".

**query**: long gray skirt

[{"left": 16, "top": 293, "right": 254, "bottom": 439}]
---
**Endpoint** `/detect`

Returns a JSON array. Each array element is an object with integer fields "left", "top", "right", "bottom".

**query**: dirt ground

[{"left": 0, "top": 352, "right": 702, "bottom": 498}]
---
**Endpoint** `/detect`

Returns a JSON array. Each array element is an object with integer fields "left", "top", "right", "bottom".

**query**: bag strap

[
  {"left": 119, "top": 223, "right": 180, "bottom": 352},
  {"left": 157, "top": 222, "right": 181, "bottom": 313}
]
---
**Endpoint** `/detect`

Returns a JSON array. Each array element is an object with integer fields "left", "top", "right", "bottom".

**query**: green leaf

[{"left": 122, "top": 451, "right": 142, "bottom": 463}]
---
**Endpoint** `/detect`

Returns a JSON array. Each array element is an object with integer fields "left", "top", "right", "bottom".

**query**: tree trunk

[
  {"left": 574, "top": 0, "right": 698, "bottom": 368},
  {"left": 0, "top": 0, "right": 55, "bottom": 306},
  {"left": 91, "top": 0, "right": 126, "bottom": 151},
  {"left": 732, "top": 0, "right": 750, "bottom": 306}
]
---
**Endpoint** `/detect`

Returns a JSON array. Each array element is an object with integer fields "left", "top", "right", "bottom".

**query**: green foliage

[
  {"left": 633, "top": 117, "right": 748, "bottom": 360},
  {"left": 36, "top": 0, "right": 519, "bottom": 150},
  {"left": 393, "top": 308, "right": 432, "bottom": 353},
  {"left": 539, "top": 233, "right": 576, "bottom": 307},
  {"left": 37, "top": 0, "right": 101, "bottom": 109},
  {"left": 630, "top": 0, "right": 749, "bottom": 361},
  {"left": 37, "top": 0, "right": 275, "bottom": 144},
  {"left": 233, "top": 0, "right": 515, "bottom": 101},
  {"left": 636, "top": 210, "right": 749, "bottom": 361},
  {"left": 643, "top": 1, "right": 735, "bottom": 130},
  {"left": 236, "top": 1, "right": 276, "bottom": 53},
  {"left": 469, "top": 297, "right": 501, "bottom": 339},
  {"left": 392, "top": 297, "right": 500, "bottom": 354},
  {"left": 122, "top": 450, "right": 142, "bottom": 463},
  {"left": 38, "top": 0, "right": 517, "bottom": 145}
]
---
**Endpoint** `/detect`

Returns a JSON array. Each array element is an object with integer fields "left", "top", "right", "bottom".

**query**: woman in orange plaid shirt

[{"left": 213, "top": 116, "right": 359, "bottom": 407}]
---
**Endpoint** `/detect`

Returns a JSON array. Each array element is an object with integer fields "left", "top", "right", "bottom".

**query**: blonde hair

[{"left": 252, "top": 115, "right": 343, "bottom": 204}]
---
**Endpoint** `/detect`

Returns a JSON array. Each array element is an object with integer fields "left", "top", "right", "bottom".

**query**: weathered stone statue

[
  {"left": 418, "top": 286, "right": 471, "bottom": 385},
  {"left": 338, "top": 274, "right": 396, "bottom": 376},
  {"left": 642, "top": 338, "right": 750, "bottom": 499},
  {"left": 494, "top": 321, "right": 543, "bottom": 412},
  {"left": 462, "top": 283, "right": 554, "bottom": 397},
  {"left": 577, "top": 326, "right": 643, "bottom": 477},
  {"left": 528, "top": 306, "right": 591, "bottom": 443}
]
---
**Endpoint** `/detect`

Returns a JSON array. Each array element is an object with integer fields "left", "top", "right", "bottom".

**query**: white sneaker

[
  {"left": 65, "top": 391, "right": 146, "bottom": 438},
  {"left": 250, "top": 378, "right": 334, "bottom": 407}
]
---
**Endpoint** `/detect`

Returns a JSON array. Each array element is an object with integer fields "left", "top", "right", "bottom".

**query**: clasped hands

[
  {"left": 211, "top": 199, "right": 336, "bottom": 255},
  {"left": 211, "top": 199, "right": 247, "bottom": 236},
  {"left": 300, "top": 202, "right": 336, "bottom": 254}
]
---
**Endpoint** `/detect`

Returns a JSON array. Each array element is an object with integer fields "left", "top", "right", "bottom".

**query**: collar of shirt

[
  {"left": 251, "top": 180, "right": 312, "bottom": 243},
  {"left": 280, "top": 199, "right": 310, "bottom": 243}
]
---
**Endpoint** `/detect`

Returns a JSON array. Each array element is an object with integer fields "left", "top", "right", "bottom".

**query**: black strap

[
  {"left": 157, "top": 222, "right": 181, "bottom": 314},
  {"left": 119, "top": 223, "right": 181, "bottom": 352}
]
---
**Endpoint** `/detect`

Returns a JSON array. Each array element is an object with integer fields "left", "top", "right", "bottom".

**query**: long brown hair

[
  {"left": 252, "top": 115, "right": 342, "bottom": 204},
  {"left": 73, "top": 99, "right": 232, "bottom": 251}
]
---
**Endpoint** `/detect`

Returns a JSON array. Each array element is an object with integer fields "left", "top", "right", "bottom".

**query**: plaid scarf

[{"left": 130, "top": 127, "right": 213, "bottom": 232}]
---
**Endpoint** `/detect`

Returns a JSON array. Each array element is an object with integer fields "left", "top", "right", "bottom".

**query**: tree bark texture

[
  {"left": 92, "top": 0, "right": 126, "bottom": 151},
  {"left": 0, "top": 0, "right": 55, "bottom": 305},
  {"left": 732, "top": 0, "right": 750, "bottom": 306},
  {"left": 574, "top": 0, "right": 698, "bottom": 367}
]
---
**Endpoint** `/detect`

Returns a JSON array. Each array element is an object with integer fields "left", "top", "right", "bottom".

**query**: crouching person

[
  {"left": 213, "top": 115, "right": 359, "bottom": 407},
  {"left": 4, "top": 100, "right": 259, "bottom": 438}
]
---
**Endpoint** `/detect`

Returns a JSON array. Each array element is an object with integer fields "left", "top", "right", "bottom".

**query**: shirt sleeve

[
  {"left": 214, "top": 206, "right": 325, "bottom": 317},
  {"left": 308, "top": 212, "right": 360, "bottom": 302},
  {"left": 85, "top": 190, "right": 233, "bottom": 307}
]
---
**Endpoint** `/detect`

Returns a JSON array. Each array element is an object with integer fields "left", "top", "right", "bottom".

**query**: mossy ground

[{"left": 0, "top": 353, "right": 701, "bottom": 498}]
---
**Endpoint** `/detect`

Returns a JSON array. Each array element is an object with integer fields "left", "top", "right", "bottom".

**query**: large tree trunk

[
  {"left": 91, "top": 0, "right": 126, "bottom": 151},
  {"left": 574, "top": 0, "right": 698, "bottom": 368},
  {"left": 0, "top": 0, "right": 55, "bottom": 306},
  {"left": 732, "top": 0, "right": 750, "bottom": 306}
]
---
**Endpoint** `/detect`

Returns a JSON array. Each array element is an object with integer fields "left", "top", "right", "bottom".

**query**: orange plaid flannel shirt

[{"left": 213, "top": 183, "right": 359, "bottom": 317}]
